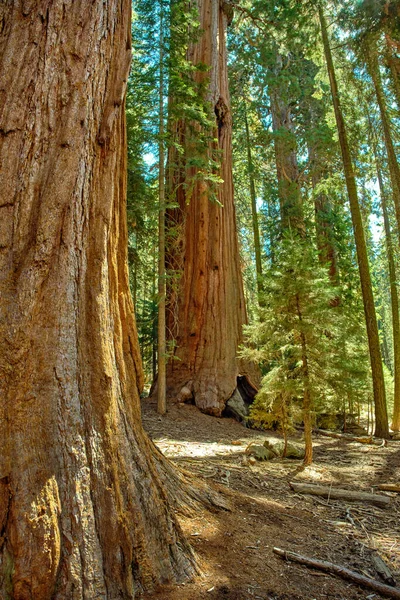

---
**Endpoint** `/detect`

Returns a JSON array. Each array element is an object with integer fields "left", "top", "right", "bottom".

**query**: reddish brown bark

[
  {"left": 0, "top": 2, "right": 209, "bottom": 597},
  {"left": 269, "top": 54, "right": 304, "bottom": 234},
  {"left": 166, "top": 0, "right": 253, "bottom": 415}
]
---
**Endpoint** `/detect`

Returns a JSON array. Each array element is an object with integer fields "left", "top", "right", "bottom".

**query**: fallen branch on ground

[
  {"left": 295, "top": 425, "right": 386, "bottom": 445},
  {"left": 273, "top": 547, "right": 400, "bottom": 599},
  {"left": 289, "top": 482, "right": 390, "bottom": 508},
  {"left": 378, "top": 484, "right": 400, "bottom": 493}
]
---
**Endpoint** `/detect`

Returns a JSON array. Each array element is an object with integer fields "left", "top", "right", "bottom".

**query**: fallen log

[
  {"left": 378, "top": 484, "right": 400, "bottom": 493},
  {"left": 296, "top": 426, "right": 386, "bottom": 445},
  {"left": 273, "top": 547, "right": 400, "bottom": 599},
  {"left": 289, "top": 482, "right": 390, "bottom": 508}
]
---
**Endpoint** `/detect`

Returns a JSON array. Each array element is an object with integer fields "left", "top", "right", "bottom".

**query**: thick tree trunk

[
  {"left": 165, "top": 0, "right": 253, "bottom": 415},
  {"left": 306, "top": 101, "right": 338, "bottom": 283},
  {"left": 318, "top": 5, "right": 389, "bottom": 439},
  {"left": 269, "top": 54, "right": 303, "bottom": 234},
  {"left": 0, "top": 3, "right": 205, "bottom": 597}
]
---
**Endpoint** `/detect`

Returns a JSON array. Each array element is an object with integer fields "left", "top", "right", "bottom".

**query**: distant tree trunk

[
  {"left": 376, "top": 162, "right": 400, "bottom": 430},
  {"left": 318, "top": 5, "right": 389, "bottom": 439},
  {"left": 306, "top": 102, "right": 338, "bottom": 283},
  {"left": 385, "top": 34, "right": 400, "bottom": 112},
  {"left": 269, "top": 54, "right": 304, "bottom": 234},
  {"left": 157, "top": 0, "right": 167, "bottom": 415},
  {"left": 380, "top": 178, "right": 400, "bottom": 431},
  {"left": 244, "top": 101, "right": 263, "bottom": 304},
  {"left": 366, "top": 105, "right": 400, "bottom": 430},
  {"left": 295, "top": 295, "right": 313, "bottom": 465},
  {"left": 165, "top": 0, "right": 254, "bottom": 415},
  {"left": 0, "top": 3, "right": 205, "bottom": 596},
  {"left": 365, "top": 38, "right": 400, "bottom": 245}
]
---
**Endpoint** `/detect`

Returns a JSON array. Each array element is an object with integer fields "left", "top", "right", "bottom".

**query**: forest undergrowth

[{"left": 141, "top": 398, "right": 400, "bottom": 600}]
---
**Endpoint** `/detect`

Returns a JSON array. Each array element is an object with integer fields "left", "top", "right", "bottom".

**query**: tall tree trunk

[
  {"left": 318, "top": 5, "right": 389, "bottom": 439},
  {"left": 244, "top": 101, "right": 263, "bottom": 304},
  {"left": 366, "top": 105, "right": 400, "bottom": 430},
  {"left": 0, "top": 3, "right": 209, "bottom": 596},
  {"left": 378, "top": 166, "right": 400, "bottom": 431},
  {"left": 157, "top": 0, "right": 167, "bottom": 415},
  {"left": 306, "top": 101, "right": 338, "bottom": 283},
  {"left": 385, "top": 33, "right": 400, "bottom": 112},
  {"left": 165, "top": 0, "right": 253, "bottom": 415},
  {"left": 269, "top": 54, "right": 303, "bottom": 234},
  {"left": 365, "top": 38, "right": 400, "bottom": 245},
  {"left": 295, "top": 295, "right": 313, "bottom": 465}
]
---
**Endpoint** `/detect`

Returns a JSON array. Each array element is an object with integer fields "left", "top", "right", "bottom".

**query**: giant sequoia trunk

[
  {"left": 269, "top": 54, "right": 303, "bottom": 233},
  {"left": 165, "top": 0, "right": 253, "bottom": 415},
  {"left": 0, "top": 3, "right": 209, "bottom": 597},
  {"left": 306, "top": 100, "right": 338, "bottom": 283}
]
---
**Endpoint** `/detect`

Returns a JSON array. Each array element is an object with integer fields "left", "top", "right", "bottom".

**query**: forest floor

[{"left": 141, "top": 397, "right": 400, "bottom": 600}]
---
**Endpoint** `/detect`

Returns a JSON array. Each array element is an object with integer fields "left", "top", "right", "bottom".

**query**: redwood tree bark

[
  {"left": 166, "top": 0, "right": 253, "bottom": 415},
  {"left": 269, "top": 53, "right": 304, "bottom": 234},
  {"left": 0, "top": 2, "right": 200, "bottom": 597}
]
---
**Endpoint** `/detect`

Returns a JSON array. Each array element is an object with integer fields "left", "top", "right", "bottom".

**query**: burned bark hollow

[
  {"left": 0, "top": 2, "right": 220, "bottom": 597},
  {"left": 166, "top": 0, "right": 255, "bottom": 416}
]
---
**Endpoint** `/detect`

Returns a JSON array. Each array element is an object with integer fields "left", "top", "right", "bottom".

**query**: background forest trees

[{"left": 129, "top": 0, "right": 400, "bottom": 442}]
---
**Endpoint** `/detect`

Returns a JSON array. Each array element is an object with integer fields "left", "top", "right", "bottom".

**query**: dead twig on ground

[{"left": 273, "top": 547, "right": 400, "bottom": 599}]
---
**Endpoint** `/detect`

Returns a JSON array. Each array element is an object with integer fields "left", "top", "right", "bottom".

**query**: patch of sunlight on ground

[{"left": 153, "top": 438, "right": 246, "bottom": 459}]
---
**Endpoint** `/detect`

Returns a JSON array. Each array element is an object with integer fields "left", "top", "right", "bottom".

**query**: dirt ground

[{"left": 141, "top": 397, "right": 400, "bottom": 600}]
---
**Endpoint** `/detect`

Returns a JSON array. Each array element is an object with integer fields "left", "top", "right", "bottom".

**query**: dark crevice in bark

[{"left": 214, "top": 97, "right": 228, "bottom": 141}]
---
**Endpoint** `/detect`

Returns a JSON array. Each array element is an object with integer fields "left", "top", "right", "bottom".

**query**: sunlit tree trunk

[
  {"left": 377, "top": 165, "right": 400, "bottom": 431},
  {"left": 306, "top": 101, "right": 338, "bottom": 283},
  {"left": 0, "top": 2, "right": 203, "bottom": 596},
  {"left": 157, "top": 0, "right": 167, "bottom": 415},
  {"left": 318, "top": 4, "right": 389, "bottom": 439},
  {"left": 244, "top": 101, "right": 263, "bottom": 304},
  {"left": 365, "top": 38, "right": 400, "bottom": 245},
  {"left": 385, "top": 33, "right": 400, "bottom": 112},
  {"left": 270, "top": 53, "right": 304, "bottom": 234},
  {"left": 166, "top": 0, "right": 254, "bottom": 415}
]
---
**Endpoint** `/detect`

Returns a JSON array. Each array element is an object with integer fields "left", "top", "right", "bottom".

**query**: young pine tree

[{"left": 242, "top": 234, "right": 342, "bottom": 465}]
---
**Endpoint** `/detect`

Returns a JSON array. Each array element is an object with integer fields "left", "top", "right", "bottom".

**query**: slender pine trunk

[
  {"left": 318, "top": 4, "right": 389, "bottom": 439},
  {"left": 157, "top": 0, "right": 167, "bottom": 415},
  {"left": 244, "top": 101, "right": 263, "bottom": 305},
  {"left": 385, "top": 34, "right": 400, "bottom": 113},
  {"left": 375, "top": 161, "right": 400, "bottom": 430},
  {"left": 365, "top": 38, "right": 400, "bottom": 245},
  {"left": 295, "top": 294, "right": 313, "bottom": 465}
]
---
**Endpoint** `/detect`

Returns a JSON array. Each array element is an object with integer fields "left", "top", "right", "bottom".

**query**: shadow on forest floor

[{"left": 141, "top": 397, "right": 400, "bottom": 600}]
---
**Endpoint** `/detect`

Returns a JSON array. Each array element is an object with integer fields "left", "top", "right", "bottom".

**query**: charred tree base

[{"left": 159, "top": 374, "right": 258, "bottom": 420}]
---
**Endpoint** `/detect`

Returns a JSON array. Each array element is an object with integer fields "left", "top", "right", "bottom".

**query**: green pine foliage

[
  {"left": 241, "top": 232, "right": 369, "bottom": 438},
  {"left": 127, "top": 0, "right": 397, "bottom": 434}
]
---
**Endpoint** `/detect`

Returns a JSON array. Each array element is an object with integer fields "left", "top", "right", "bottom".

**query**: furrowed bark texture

[
  {"left": 269, "top": 54, "right": 303, "bottom": 234},
  {"left": 166, "top": 0, "right": 250, "bottom": 415},
  {"left": 0, "top": 2, "right": 198, "bottom": 597},
  {"left": 307, "top": 100, "right": 338, "bottom": 283}
]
